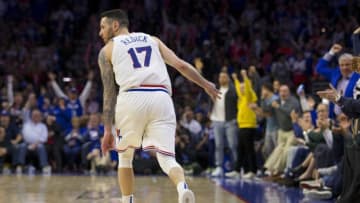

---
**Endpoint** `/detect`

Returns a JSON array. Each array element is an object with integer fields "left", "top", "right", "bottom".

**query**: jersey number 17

[{"left": 128, "top": 46, "right": 152, "bottom": 68}]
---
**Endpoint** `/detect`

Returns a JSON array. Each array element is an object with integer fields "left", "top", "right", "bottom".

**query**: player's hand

[
  {"left": 330, "top": 44, "right": 342, "bottom": 54},
  {"left": 204, "top": 81, "right": 221, "bottom": 101},
  {"left": 101, "top": 131, "right": 114, "bottom": 155}
]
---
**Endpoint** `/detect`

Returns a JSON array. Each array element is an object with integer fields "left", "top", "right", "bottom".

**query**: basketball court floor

[{"left": 0, "top": 174, "right": 335, "bottom": 203}]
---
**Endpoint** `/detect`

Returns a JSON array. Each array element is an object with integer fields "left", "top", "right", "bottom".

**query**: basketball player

[{"left": 98, "top": 9, "right": 220, "bottom": 203}]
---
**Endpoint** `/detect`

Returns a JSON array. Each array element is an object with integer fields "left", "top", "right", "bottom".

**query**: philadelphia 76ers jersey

[{"left": 111, "top": 32, "right": 172, "bottom": 95}]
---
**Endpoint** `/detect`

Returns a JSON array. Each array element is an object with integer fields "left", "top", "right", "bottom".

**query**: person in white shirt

[
  {"left": 16, "top": 109, "right": 51, "bottom": 175},
  {"left": 210, "top": 72, "right": 238, "bottom": 177}
]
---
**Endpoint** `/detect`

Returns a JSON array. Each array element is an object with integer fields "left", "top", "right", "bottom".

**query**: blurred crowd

[{"left": 1, "top": 0, "right": 360, "bottom": 201}]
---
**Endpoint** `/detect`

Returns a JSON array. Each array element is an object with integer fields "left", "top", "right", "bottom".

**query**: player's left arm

[
  {"left": 98, "top": 42, "right": 116, "bottom": 132},
  {"left": 152, "top": 36, "right": 221, "bottom": 100}
]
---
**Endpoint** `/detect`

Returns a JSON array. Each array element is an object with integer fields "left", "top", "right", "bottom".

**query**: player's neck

[{"left": 114, "top": 28, "right": 130, "bottom": 37}]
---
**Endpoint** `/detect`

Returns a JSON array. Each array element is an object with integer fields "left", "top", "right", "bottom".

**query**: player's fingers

[{"left": 212, "top": 90, "right": 221, "bottom": 100}]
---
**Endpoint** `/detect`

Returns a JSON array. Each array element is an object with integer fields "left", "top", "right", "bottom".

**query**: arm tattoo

[{"left": 98, "top": 48, "right": 116, "bottom": 127}]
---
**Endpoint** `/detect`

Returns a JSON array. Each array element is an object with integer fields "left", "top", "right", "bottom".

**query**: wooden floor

[{"left": 0, "top": 175, "right": 244, "bottom": 203}]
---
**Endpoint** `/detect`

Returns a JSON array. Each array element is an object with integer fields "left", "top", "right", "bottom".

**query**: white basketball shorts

[{"left": 114, "top": 87, "right": 176, "bottom": 156}]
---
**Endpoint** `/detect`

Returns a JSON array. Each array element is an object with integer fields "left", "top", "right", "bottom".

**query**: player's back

[{"left": 111, "top": 32, "right": 172, "bottom": 94}]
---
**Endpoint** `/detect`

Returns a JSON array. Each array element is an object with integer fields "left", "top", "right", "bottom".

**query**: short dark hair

[
  {"left": 100, "top": 9, "right": 129, "bottom": 28},
  {"left": 262, "top": 82, "right": 274, "bottom": 92}
]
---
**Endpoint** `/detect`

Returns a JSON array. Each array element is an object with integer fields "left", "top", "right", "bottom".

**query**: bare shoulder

[
  {"left": 151, "top": 36, "right": 160, "bottom": 43},
  {"left": 150, "top": 36, "right": 163, "bottom": 47},
  {"left": 98, "top": 41, "right": 114, "bottom": 62}
]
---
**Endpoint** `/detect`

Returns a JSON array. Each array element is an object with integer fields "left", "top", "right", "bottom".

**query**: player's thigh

[
  {"left": 115, "top": 93, "right": 147, "bottom": 146},
  {"left": 144, "top": 93, "right": 176, "bottom": 152}
]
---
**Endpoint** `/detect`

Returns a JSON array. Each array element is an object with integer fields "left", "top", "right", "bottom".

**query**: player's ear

[{"left": 112, "top": 20, "right": 120, "bottom": 31}]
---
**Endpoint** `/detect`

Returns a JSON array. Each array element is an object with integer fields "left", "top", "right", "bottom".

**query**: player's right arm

[
  {"left": 98, "top": 42, "right": 116, "bottom": 154},
  {"left": 153, "top": 37, "right": 221, "bottom": 100}
]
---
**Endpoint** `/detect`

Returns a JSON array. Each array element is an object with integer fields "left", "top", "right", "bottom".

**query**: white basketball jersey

[{"left": 111, "top": 32, "right": 172, "bottom": 94}]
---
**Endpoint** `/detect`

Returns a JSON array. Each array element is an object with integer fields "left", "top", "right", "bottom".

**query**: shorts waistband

[{"left": 126, "top": 84, "right": 169, "bottom": 94}]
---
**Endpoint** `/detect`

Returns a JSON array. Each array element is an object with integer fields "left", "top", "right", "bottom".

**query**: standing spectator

[
  {"left": 259, "top": 83, "right": 279, "bottom": 159},
  {"left": 227, "top": 70, "right": 258, "bottom": 179},
  {"left": 48, "top": 71, "right": 94, "bottom": 117},
  {"left": 17, "top": 109, "right": 50, "bottom": 175},
  {"left": 316, "top": 44, "right": 360, "bottom": 118},
  {"left": 210, "top": 71, "right": 238, "bottom": 177},
  {"left": 264, "top": 84, "right": 300, "bottom": 177}
]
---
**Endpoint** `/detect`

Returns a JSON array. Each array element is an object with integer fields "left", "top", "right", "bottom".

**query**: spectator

[
  {"left": 264, "top": 84, "right": 300, "bottom": 177},
  {"left": 227, "top": 70, "right": 258, "bottom": 179},
  {"left": 0, "top": 110, "right": 22, "bottom": 169},
  {"left": 283, "top": 110, "right": 313, "bottom": 182},
  {"left": 51, "top": 97, "right": 72, "bottom": 132},
  {"left": 17, "top": 109, "right": 50, "bottom": 175},
  {"left": 180, "top": 110, "right": 202, "bottom": 138},
  {"left": 45, "top": 115, "right": 64, "bottom": 173},
  {"left": 316, "top": 44, "right": 360, "bottom": 118},
  {"left": 48, "top": 71, "right": 94, "bottom": 117},
  {"left": 63, "top": 116, "right": 85, "bottom": 171},
  {"left": 303, "top": 113, "right": 348, "bottom": 200},
  {"left": 82, "top": 113, "right": 103, "bottom": 171},
  {"left": 259, "top": 83, "right": 279, "bottom": 159},
  {"left": 210, "top": 71, "right": 238, "bottom": 177},
  {"left": 292, "top": 104, "right": 332, "bottom": 181}
]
